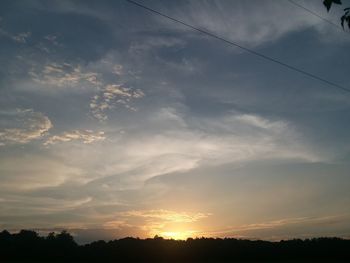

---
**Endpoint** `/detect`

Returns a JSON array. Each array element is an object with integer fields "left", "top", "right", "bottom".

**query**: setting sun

[{"left": 160, "top": 231, "right": 196, "bottom": 240}]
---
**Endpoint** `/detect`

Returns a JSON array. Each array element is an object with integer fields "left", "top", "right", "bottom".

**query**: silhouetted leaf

[
  {"left": 341, "top": 15, "right": 346, "bottom": 28},
  {"left": 323, "top": 0, "right": 342, "bottom": 12},
  {"left": 323, "top": 0, "right": 332, "bottom": 11}
]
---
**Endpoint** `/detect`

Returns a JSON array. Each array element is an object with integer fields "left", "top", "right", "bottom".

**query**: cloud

[
  {"left": 112, "top": 64, "right": 123, "bottom": 76},
  {"left": 15, "top": 51, "right": 145, "bottom": 121},
  {"left": 0, "top": 195, "right": 92, "bottom": 215},
  {"left": 0, "top": 109, "right": 52, "bottom": 145},
  {"left": 90, "top": 84, "right": 145, "bottom": 121},
  {"left": 28, "top": 62, "right": 101, "bottom": 89},
  {"left": 0, "top": 154, "right": 82, "bottom": 191},
  {"left": 231, "top": 217, "right": 311, "bottom": 232},
  {"left": 100, "top": 209, "right": 211, "bottom": 238},
  {"left": 129, "top": 36, "right": 186, "bottom": 54},
  {"left": 234, "top": 114, "right": 287, "bottom": 130},
  {"left": 48, "top": 108, "right": 321, "bottom": 192},
  {"left": 45, "top": 130, "right": 105, "bottom": 145},
  {"left": 11, "top": 32, "right": 31, "bottom": 43},
  {"left": 205, "top": 213, "right": 350, "bottom": 240},
  {"left": 44, "top": 34, "right": 61, "bottom": 46},
  {"left": 104, "top": 109, "right": 320, "bottom": 187},
  {"left": 0, "top": 19, "right": 31, "bottom": 43},
  {"left": 120, "top": 209, "right": 210, "bottom": 223},
  {"left": 102, "top": 220, "right": 130, "bottom": 229},
  {"left": 154, "top": 0, "right": 344, "bottom": 47}
]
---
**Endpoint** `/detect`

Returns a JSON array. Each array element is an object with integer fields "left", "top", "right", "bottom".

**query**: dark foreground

[{"left": 1, "top": 230, "right": 350, "bottom": 262}]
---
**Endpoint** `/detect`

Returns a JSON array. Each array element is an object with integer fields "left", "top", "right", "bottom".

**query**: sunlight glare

[{"left": 160, "top": 231, "right": 195, "bottom": 240}]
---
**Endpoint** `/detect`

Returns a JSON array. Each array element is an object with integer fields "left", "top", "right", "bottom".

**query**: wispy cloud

[
  {"left": 205, "top": 214, "right": 350, "bottom": 239},
  {"left": 129, "top": 36, "right": 186, "bottom": 54},
  {"left": 43, "top": 108, "right": 321, "bottom": 191},
  {"left": 155, "top": 0, "right": 343, "bottom": 47},
  {"left": 11, "top": 31, "right": 31, "bottom": 43},
  {"left": 44, "top": 34, "right": 61, "bottom": 46},
  {"left": 101, "top": 220, "right": 132, "bottom": 230},
  {"left": 0, "top": 18, "right": 31, "bottom": 43},
  {"left": 90, "top": 84, "right": 145, "bottom": 121},
  {"left": 120, "top": 209, "right": 210, "bottom": 223},
  {"left": 45, "top": 130, "right": 105, "bottom": 145},
  {"left": 0, "top": 109, "right": 52, "bottom": 146},
  {"left": 100, "top": 209, "right": 211, "bottom": 238},
  {"left": 29, "top": 62, "right": 101, "bottom": 88},
  {"left": 105, "top": 109, "right": 320, "bottom": 186},
  {"left": 0, "top": 195, "right": 92, "bottom": 215},
  {"left": 234, "top": 114, "right": 287, "bottom": 130},
  {"left": 0, "top": 154, "right": 82, "bottom": 191}
]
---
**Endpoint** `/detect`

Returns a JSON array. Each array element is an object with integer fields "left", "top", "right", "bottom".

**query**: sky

[{"left": 0, "top": 0, "right": 350, "bottom": 243}]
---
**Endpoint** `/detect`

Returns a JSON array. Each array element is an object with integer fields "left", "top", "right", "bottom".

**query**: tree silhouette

[{"left": 0, "top": 229, "right": 349, "bottom": 262}]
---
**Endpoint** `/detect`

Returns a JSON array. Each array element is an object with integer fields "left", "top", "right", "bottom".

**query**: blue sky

[{"left": 0, "top": 0, "right": 350, "bottom": 243}]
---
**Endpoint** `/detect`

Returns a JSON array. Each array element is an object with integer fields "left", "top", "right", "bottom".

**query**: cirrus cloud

[
  {"left": 28, "top": 62, "right": 101, "bottom": 89},
  {"left": 90, "top": 84, "right": 145, "bottom": 121},
  {"left": 45, "top": 130, "right": 105, "bottom": 145},
  {"left": 0, "top": 109, "right": 52, "bottom": 146},
  {"left": 120, "top": 209, "right": 210, "bottom": 223}
]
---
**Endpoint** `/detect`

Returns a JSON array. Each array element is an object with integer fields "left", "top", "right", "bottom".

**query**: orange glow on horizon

[{"left": 159, "top": 230, "right": 197, "bottom": 240}]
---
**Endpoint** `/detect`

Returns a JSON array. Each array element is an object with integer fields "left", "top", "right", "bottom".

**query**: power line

[
  {"left": 287, "top": 0, "right": 348, "bottom": 33},
  {"left": 125, "top": 0, "right": 350, "bottom": 93}
]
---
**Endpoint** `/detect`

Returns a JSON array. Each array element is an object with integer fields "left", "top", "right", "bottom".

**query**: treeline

[{"left": 1, "top": 230, "right": 349, "bottom": 262}]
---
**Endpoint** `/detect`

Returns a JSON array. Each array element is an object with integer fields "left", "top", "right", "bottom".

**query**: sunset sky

[{"left": 1, "top": 0, "right": 350, "bottom": 243}]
